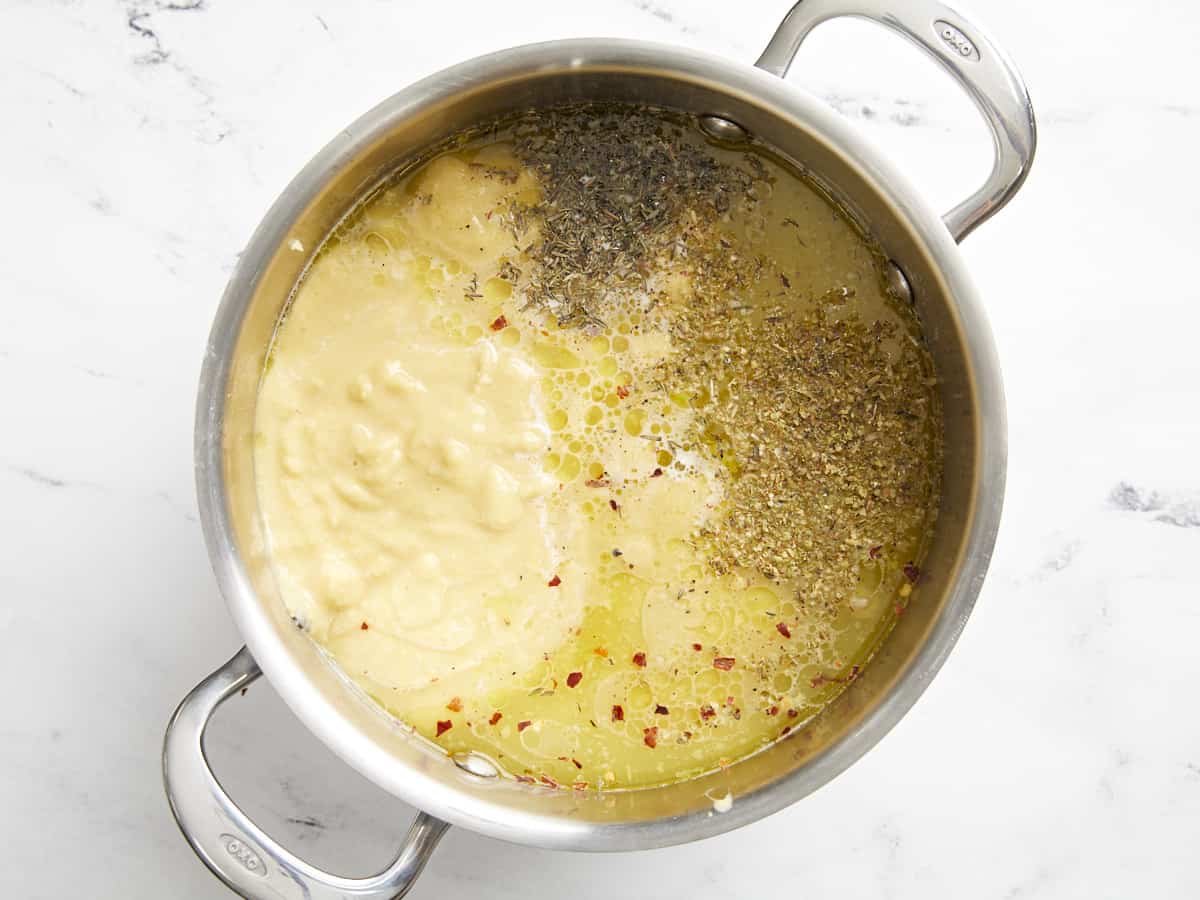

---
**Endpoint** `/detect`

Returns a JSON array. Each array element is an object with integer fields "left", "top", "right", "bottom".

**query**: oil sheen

[{"left": 254, "top": 106, "right": 942, "bottom": 791}]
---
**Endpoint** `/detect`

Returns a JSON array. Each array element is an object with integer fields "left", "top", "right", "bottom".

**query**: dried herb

[
  {"left": 508, "top": 107, "right": 762, "bottom": 330},
  {"left": 810, "top": 665, "right": 861, "bottom": 689},
  {"left": 463, "top": 275, "right": 482, "bottom": 301},
  {"left": 668, "top": 295, "right": 942, "bottom": 593}
]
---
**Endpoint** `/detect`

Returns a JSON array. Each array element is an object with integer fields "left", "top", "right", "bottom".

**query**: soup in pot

[{"left": 254, "top": 105, "right": 942, "bottom": 790}]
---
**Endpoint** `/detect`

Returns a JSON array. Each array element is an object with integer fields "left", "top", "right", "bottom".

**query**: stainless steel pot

[{"left": 164, "top": 1, "right": 1035, "bottom": 896}]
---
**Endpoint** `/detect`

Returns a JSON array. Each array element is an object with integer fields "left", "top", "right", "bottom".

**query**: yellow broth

[{"left": 255, "top": 105, "right": 942, "bottom": 790}]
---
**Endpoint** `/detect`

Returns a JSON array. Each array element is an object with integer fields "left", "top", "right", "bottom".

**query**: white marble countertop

[{"left": 3, "top": 0, "right": 1198, "bottom": 896}]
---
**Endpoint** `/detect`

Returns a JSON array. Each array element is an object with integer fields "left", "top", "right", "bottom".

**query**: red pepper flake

[
  {"left": 780, "top": 725, "right": 793, "bottom": 737},
  {"left": 609, "top": 498, "right": 619, "bottom": 511},
  {"left": 692, "top": 643, "right": 702, "bottom": 651},
  {"left": 894, "top": 602, "right": 906, "bottom": 617},
  {"left": 776, "top": 622, "right": 791, "bottom": 639},
  {"left": 584, "top": 477, "right": 610, "bottom": 488},
  {"left": 766, "top": 705, "right": 780, "bottom": 716},
  {"left": 572, "top": 781, "right": 588, "bottom": 791},
  {"left": 571, "top": 758, "right": 583, "bottom": 770},
  {"left": 594, "top": 647, "right": 609, "bottom": 658},
  {"left": 869, "top": 544, "right": 883, "bottom": 560},
  {"left": 517, "top": 720, "right": 532, "bottom": 732},
  {"left": 485, "top": 209, "right": 494, "bottom": 220},
  {"left": 655, "top": 704, "right": 669, "bottom": 715},
  {"left": 515, "top": 774, "right": 536, "bottom": 784},
  {"left": 780, "top": 273, "right": 791, "bottom": 289},
  {"left": 489, "top": 711, "right": 502, "bottom": 725},
  {"left": 632, "top": 651, "right": 647, "bottom": 667},
  {"left": 903, "top": 563, "right": 922, "bottom": 584},
  {"left": 643, "top": 726, "right": 659, "bottom": 748},
  {"left": 547, "top": 575, "right": 561, "bottom": 587},
  {"left": 489, "top": 315, "right": 508, "bottom": 331},
  {"left": 360, "top": 622, "right": 369, "bottom": 631},
  {"left": 446, "top": 697, "right": 463, "bottom": 712},
  {"left": 700, "top": 704, "right": 716, "bottom": 721},
  {"left": 435, "top": 720, "right": 453, "bottom": 737},
  {"left": 566, "top": 671, "right": 583, "bottom": 688},
  {"left": 713, "top": 657, "right": 735, "bottom": 671},
  {"left": 787, "top": 708, "right": 799, "bottom": 719},
  {"left": 616, "top": 384, "right": 630, "bottom": 399},
  {"left": 612, "top": 704, "right": 624, "bottom": 722},
  {"left": 540, "top": 775, "right": 559, "bottom": 788},
  {"left": 650, "top": 467, "right": 664, "bottom": 477}
]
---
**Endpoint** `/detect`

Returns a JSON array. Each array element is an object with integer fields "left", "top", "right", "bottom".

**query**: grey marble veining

[{"left": 2, "top": 0, "right": 1198, "bottom": 897}]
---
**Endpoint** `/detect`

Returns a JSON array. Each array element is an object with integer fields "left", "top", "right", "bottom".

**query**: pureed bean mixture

[{"left": 255, "top": 104, "right": 943, "bottom": 791}]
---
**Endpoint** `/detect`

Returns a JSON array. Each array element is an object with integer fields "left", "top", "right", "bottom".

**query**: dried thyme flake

[{"left": 467, "top": 161, "right": 519, "bottom": 184}]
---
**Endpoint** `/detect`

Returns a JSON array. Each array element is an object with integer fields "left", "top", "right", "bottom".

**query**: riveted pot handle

[
  {"left": 756, "top": 0, "right": 1036, "bottom": 242},
  {"left": 163, "top": 647, "right": 448, "bottom": 899}
]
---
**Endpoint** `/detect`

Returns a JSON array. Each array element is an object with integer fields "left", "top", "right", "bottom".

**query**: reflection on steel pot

[{"left": 163, "top": 0, "right": 1035, "bottom": 896}]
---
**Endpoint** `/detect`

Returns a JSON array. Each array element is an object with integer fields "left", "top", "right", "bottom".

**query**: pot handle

[
  {"left": 756, "top": 0, "right": 1036, "bottom": 242},
  {"left": 163, "top": 647, "right": 448, "bottom": 899}
]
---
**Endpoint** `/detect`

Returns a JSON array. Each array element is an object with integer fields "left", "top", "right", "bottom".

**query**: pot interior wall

[{"left": 211, "top": 50, "right": 988, "bottom": 844}]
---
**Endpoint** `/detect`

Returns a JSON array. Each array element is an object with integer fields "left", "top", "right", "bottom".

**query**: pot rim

[{"left": 195, "top": 36, "right": 1006, "bottom": 851}]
